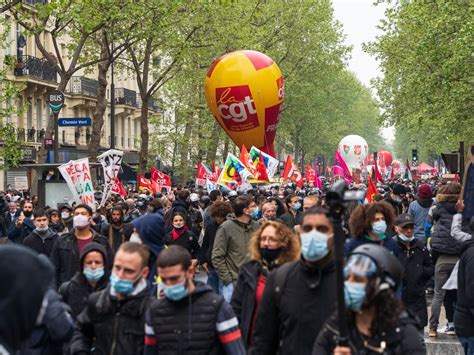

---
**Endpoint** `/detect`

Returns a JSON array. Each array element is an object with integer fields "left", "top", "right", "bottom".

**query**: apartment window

[
  {"left": 26, "top": 99, "right": 33, "bottom": 129},
  {"left": 36, "top": 99, "right": 42, "bottom": 128}
]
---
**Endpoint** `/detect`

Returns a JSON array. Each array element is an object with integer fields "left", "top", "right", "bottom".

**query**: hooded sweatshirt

[{"left": 0, "top": 245, "right": 54, "bottom": 352}]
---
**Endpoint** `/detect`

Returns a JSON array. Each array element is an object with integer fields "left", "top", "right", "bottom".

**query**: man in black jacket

[
  {"left": 250, "top": 207, "right": 337, "bottom": 355},
  {"left": 70, "top": 242, "right": 152, "bottom": 355},
  {"left": 8, "top": 201, "right": 35, "bottom": 244},
  {"left": 50, "top": 204, "right": 112, "bottom": 289},
  {"left": 23, "top": 209, "right": 58, "bottom": 257},
  {"left": 454, "top": 239, "right": 474, "bottom": 353},
  {"left": 394, "top": 213, "right": 434, "bottom": 329}
]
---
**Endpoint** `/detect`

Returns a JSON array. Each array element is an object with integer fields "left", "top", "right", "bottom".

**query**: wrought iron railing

[
  {"left": 70, "top": 76, "right": 99, "bottom": 97},
  {"left": 115, "top": 88, "right": 137, "bottom": 107},
  {"left": 13, "top": 55, "right": 57, "bottom": 82}
]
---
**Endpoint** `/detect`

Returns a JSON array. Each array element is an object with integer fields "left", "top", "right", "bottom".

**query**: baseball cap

[{"left": 395, "top": 213, "right": 414, "bottom": 227}]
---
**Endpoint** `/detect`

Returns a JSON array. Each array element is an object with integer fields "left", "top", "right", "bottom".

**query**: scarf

[{"left": 171, "top": 225, "right": 189, "bottom": 240}]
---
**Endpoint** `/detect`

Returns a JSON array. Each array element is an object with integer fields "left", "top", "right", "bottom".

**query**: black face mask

[
  {"left": 23, "top": 211, "right": 33, "bottom": 217},
  {"left": 260, "top": 247, "right": 282, "bottom": 263}
]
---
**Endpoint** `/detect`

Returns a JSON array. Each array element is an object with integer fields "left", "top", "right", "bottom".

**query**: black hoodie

[
  {"left": 454, "top": 239, "right": 474, "bottom": 336},
  {"left": 59, "top": 242, "right": 109, "bottom": 319},
  {"left": 23, "top": 228, "right": 58, "bottom": 257},
  {"left": 0, "top": 245, "right": 54, "bottom": 352}
]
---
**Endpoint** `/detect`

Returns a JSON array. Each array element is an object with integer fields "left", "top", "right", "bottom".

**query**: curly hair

[
  {"left": 209, "top": 201, "right": 233, "bottom": 219},
  {"left": 249, "top": 221, "right": 300, "bottom": 264},
  {"left": 362, "top": 278, "right": 404, "bottom": 337},
  {"left": 349, "top": 201, "right": 396, "bottom": 238}
]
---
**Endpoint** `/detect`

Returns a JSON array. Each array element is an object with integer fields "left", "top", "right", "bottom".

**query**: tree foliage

[{"left": 365, "top": 0, "right": 473, "bottom": 162}]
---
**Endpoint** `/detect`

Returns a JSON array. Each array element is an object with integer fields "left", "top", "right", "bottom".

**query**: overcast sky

[{"left": 332, "top": 0, "right": 395, "bottom": 144}]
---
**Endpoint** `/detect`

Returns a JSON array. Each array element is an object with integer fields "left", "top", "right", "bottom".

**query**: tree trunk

[
  {"left": 222, "top": 136, "right": 230, "bottom": 163},
  {"left": 178, "top": 118, "right": 192, "bottom": 186},
  {"left": 138, "top": 97, "right": 150, "bottom": 175},
  {"left": 89, "top": 37, "right": 110, "bottom": 161},
  {"left": 206, "top": 122, "right": 220, "bottom": 165}
]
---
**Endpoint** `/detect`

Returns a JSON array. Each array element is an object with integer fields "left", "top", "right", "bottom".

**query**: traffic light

[{"left": 412, "top": 149, "right": 419, "bottom": 163}]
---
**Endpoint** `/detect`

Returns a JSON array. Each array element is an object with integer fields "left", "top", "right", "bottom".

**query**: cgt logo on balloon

[{"left": 216, "top": 86, "right": 259, "bottom": 131}]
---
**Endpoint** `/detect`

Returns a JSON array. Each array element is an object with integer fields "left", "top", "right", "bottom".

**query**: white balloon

[{"left": 338, "top": 135, "right": 369, "bottom": 169}]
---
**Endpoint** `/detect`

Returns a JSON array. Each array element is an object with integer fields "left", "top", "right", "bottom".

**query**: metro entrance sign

[{"left": 48, "top": 89, "right": 65, "bottom": 163}]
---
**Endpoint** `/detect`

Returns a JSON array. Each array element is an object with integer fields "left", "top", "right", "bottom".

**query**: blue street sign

[{"left": 58, "top": 117, "right": 92, "bottom": 127}]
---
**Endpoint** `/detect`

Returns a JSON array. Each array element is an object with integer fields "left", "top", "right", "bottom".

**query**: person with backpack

[
  {"left": 250, "top": 207, "right": 336, "bottom": 355},
  {"left": 231, "top": 221, "right": 300, "bottom": 348},
  {"left": 313, "top": 244, "right": 425, "bottom": 354}
]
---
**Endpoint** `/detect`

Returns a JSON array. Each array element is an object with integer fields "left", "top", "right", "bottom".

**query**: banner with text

[{"left": 58, "top": 158, "right": 96, "bottom": 210}]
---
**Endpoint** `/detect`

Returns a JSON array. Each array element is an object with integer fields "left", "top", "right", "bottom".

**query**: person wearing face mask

[
  {"left": 144, "top": 245, "right": 246, "bottom": 354},
  {"left": 384, "top": 183, "right": 407, "bottom": 216},
  {"left": 212, "top": 196, "right": 260, "bottom": 302},
  {"left": 51, "top": 204, "right": 113, "bottom": 289},
  {"left": 59, "top": 204, "right": 74, "bottom": 231},
  {"left": 7, "top": 201, "right": 36, "bottom": 244},
  {"left": 250, "top": 207, "right": 336, "bottom": 355},
  {"left": 393, "top": 213, "right": 434, "bottom": 331},
  {"left": 164, "top": 212, "right": 201, "bottom": 261},
  {"left": 70, "top": 242, "right": 152, "bottom": 355},
  {"left": 345, "top": 202, "right": 399, "bottom": 257},
  {"left": 280, "top": 194, "right": 303, "bottom": 230},
  {"left": 313, "top": 244, "right": 425, "bottom": 355},
  {"left": 231, "top": 221, "right": 300, "bottom": 348},
  {"left": 23, "top": 209, "right": 58, "bottom": 257},
  {"left": 47, "top": 209, "right": 68, "bottom": 235},
  {"left": 59, "top": 242, "right": 109, "bottom": 319}
]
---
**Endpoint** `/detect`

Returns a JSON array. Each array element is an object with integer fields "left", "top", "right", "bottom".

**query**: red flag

[
  {"left": 255, "top": 153, "right": 270, "bottom": 182},
  {"left": 240, "top": 145, "right": 256, "bottom": 175},
  {"left": 138, "top": 175, "right": 152, "bottom": 191},
  {"left": 374, "top": 162, "right": 383, "bottom": 183},
  {"left": 366, "top": 176, "right": 378, "bottom": 203},
  {"left": 334, "top": 151, "right": 353, "bottom": 185},
  {"left": 150, "top": 167, "right": 171, "bottom": 188},
  {"left": 282, "top": 155, "right": 303, "bottom": 186},
  {"left": 196, "top": 162, "right": 214, "bottom": 186},
  {"left": 305, "top": 164, "right": 316, "bottom": 183},
  {"left": 111, "top": 178, "right": 127, "bottom": 197}
]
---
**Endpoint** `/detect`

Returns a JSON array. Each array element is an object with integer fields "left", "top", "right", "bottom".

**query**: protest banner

[
  {"left": 58, "top": 158, "right": 96, "bottom": 209},
  {"left": 97, "top": 149, "right": 123, "bottom": 206}
]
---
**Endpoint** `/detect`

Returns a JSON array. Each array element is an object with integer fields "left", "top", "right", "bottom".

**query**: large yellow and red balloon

[{"left": 204, "top": 50, "right": 284, "bottom": 157}]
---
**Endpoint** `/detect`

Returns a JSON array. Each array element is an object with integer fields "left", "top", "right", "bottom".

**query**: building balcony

[
  {"left": 136, "top": 95, "right": 162, "bottom": 112},
  {"left": 13, "top": 127, "right": 46, "bottom": 143},
  {"left": 13, "top": 55, "right": 57, "bottom": 83},
  {"left": 23, "top": 0, "right": 46, "bottom": 5},
  {"left": 115, "top": 88, "right": 137, "bottom": 107},
  {"left": 70, "top": 76, "right": 99, "bottom": 97}
]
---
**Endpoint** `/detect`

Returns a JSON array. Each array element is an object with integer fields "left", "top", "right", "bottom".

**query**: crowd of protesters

[{"left": 1, "top": 175, "right": 473, "bottom": 355}]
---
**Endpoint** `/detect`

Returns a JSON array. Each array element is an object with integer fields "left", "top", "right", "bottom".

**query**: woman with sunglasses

[{"left": 313, "top": 244, "right": 425, "bottom": 354}]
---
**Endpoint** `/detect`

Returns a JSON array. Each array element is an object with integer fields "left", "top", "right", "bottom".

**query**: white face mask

[
  {"left": 129, "top": 231, "right": 142, "bottom": 244},
  {"left": 73, "top": 215, "right": 90, "bottom": 228},
  {"left": 398, "top": 232, "right": 414, "bottom": 243},
  {"left": 61, "top": 211, "right": 70, "bottom": 219}
]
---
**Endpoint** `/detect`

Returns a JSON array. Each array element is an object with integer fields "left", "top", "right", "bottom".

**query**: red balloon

[{"left": 378, "top": 150, "right": 393, "bottom": 168}]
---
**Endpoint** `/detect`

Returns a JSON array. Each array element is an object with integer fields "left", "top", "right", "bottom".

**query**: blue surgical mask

[
  {"left": 110, "top": 273, "right": 137, "bottom": 295},
  {"left": 372, "top": 220, "right": 387, "bottom": 237},
  {"left": 252, "top": 207, "right": 260, "bottom": 220},
  {"left": 398, "top": 233, "right": 414, "bottom": 243},
  {"left": 292, "top": 202, "right": 301, "bottom": 211},
  {"left": 162, "top": 280, "right": 187, "bottom": 301},
  {"left": 300, "top": 230, "right": 329, "bottom": 262},
  {"left": 344, "top": 281, "right": 366, "bottom": 312},
  {"left": 83, "top": 267, "right": 104, "bottom": 282}
]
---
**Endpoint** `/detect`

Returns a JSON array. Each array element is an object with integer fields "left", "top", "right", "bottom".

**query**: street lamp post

[{"left": 110, "top": 37, "right": 115, "bottom": 149}]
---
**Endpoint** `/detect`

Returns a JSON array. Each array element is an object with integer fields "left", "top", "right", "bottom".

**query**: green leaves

[{"left": 366, "top": 1, "right": 473, "bottom": 161}]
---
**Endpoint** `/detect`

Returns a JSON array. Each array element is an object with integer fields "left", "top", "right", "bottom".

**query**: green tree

[{"left": 365, "top": 0, "right": 473, "bottom": 161}]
